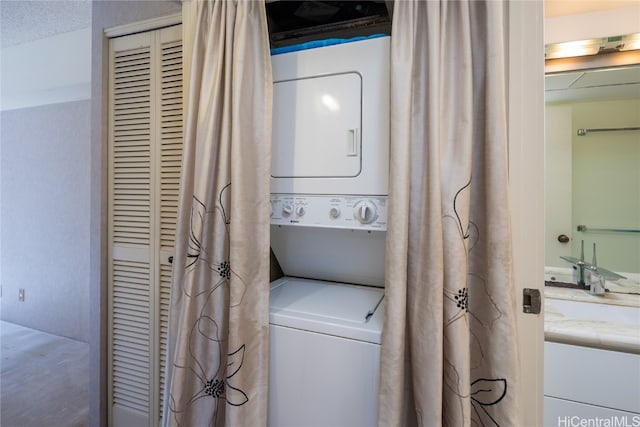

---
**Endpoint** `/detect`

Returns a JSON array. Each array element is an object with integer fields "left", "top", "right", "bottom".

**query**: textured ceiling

[{"left": 0, "top": 0, "right": 90, "bottom": 48}]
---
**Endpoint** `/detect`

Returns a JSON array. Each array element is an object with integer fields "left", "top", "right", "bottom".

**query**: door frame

[{"left": 508, "top": 1, "right": 545, "bottom": 425}]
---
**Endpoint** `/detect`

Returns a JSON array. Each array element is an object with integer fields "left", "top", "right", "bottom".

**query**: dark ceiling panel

[{"left": 266, "top": 1, "right": 391, "bottom": 48}]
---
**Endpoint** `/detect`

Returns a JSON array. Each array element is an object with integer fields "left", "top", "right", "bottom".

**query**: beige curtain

[
  {"left": 163, "top": 1, "right": 271, "bottom": 425},
  {"left": 379, "top": 1, "right": 519, "bottom": 426}
]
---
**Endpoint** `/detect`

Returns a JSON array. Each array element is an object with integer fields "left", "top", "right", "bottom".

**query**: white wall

[
  {"left": 0, "top": 7, "right": 92, "bottom": 341},
  {"left": 1, "top": 28, "right": 91, "bottom": 111},
  {"left": 1, "top": 101, "right": 91, "bottom": 340}
]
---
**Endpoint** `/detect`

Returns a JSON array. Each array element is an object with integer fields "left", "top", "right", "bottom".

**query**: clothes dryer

[{"left": 271, "top": 36, "right": 390, "bottom": 196}]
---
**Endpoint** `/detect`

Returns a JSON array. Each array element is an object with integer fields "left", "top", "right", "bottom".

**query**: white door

[
  {"left": 272, "top": 72, "right": 362, "bottom": 179},
  {"left": 108, "top": 24, "right": 183, "bottom": 427},
  {"left": 508, "top": 1, "right": 545, "bottom": 425},
  {"left": 545, "top": 105, "right": 573, "bottom": 267}
]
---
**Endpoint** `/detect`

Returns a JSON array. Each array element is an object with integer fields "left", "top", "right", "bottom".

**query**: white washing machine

[
  {"left": 269, "top": 36, "right": 390, "bottom": 427},
  {"left": 268, "top": 195, "right": 386, "bottom": 426},
  {"left": 269, "top": 277, "right": 384, "bottom": 427}
]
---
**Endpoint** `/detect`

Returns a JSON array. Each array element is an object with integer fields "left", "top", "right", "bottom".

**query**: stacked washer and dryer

[{"left": 268, "top": 36, "right": 390, "bottom": 426}]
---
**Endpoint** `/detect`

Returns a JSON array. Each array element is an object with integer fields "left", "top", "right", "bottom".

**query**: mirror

[{"left": 544, "top": 62, "right": 640, "bottom": 293}]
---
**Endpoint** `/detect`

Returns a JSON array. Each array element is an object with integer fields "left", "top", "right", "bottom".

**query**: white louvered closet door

[{"left": 108, "top": 24, "right": 182, "bottom": 427}]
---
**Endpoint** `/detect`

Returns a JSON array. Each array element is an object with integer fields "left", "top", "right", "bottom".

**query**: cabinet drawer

[
  {"left": 544, "top": 342, "right": 640, "bottom": 413},
  {"left": 544, "top": 396, "right": 640, "bottom": 427}
]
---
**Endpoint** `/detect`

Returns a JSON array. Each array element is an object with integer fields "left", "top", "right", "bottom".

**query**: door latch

[{"left": 522, "top": 288, "right": 541, "bottom": 314}]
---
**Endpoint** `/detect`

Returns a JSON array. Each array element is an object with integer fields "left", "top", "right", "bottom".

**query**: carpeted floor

[{"left": 0, "top": 320, "right": 89, "bottom": 427}]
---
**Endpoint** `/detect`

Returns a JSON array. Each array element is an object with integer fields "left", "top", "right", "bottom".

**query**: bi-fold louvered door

[{"left": 108, "top": 24, "right": 182, "bottom": 427}]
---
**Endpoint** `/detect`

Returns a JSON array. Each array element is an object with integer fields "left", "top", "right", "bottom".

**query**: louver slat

[
  {"left": 158, "top": 38, "right": 182, "bottom": 420},
  {"left": 112, "top": 259, "right": 150, "bottom": 414},
  {"left": 158, "top": 263, "right": 173, "bottom": 418},
  {"left": 112, "top": 44, "right": 151, "bottom": 248},
  {"left": 160, "top": 40, "right": 183, "bottom": 252},
  {"left": 110, "top": 40, "right": 152, "bottom": 420}
]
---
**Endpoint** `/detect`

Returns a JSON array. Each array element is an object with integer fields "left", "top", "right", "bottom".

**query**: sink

[{"left": 545, "top": 298, "right": 640, "bottom": 326}]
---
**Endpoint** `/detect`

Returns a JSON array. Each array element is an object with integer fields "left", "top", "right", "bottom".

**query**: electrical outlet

[{"left": 18, "top": 288, "right": 25, "bottom": 302}]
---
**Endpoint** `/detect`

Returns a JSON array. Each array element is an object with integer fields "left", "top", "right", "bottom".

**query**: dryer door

[{"left": 272, "top": 72, "right": 362, "bottom": 179}]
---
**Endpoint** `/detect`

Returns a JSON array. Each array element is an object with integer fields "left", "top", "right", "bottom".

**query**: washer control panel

[{"left": 270, "top": 194, "right": 387, "bottom": 231}]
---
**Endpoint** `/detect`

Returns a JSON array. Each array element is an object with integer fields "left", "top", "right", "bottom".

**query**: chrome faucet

[
  {"left": 560, "top": 240, "right": 626, "bottom": 295},
  {"left": 573, "top": 240, "right": 587, "bottom": 287},
  {"left": 586, "top": 243, "right": 606, "bottom": 296}
]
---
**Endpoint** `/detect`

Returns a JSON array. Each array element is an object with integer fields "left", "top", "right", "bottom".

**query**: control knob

[
  {"left": 295, "top": 206, "right": 306, "bottom": 217},
  {"left": 329, "top": 207, "right": 341, "bottom": 219},
  {"left": 282, "top": 204, "right": 293, "bottom": 216},
  {"left": 354, "top": 200, "right": 377, "bottom": 224}
]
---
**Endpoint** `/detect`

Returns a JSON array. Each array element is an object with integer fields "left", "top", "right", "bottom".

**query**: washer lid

[
  {"left": 270, "top": 277, "right": 384, "bottom": 343},
  {"left": 271, "top": 277, "right": 383, "bottom": 323}
]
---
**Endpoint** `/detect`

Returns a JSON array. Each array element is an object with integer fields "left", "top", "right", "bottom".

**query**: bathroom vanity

[{"left": 543, "top": 286, "right": 640, "bottom": 425}]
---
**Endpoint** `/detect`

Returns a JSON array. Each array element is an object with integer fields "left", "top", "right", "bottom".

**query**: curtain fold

[
  {"left": 378, "top": 2, "right": 519, "bottom": 426},
  {"left": 163, "top": 1, "right": 272, "bottom": 425}
]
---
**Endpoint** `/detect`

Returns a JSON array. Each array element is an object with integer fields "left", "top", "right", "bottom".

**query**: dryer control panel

[{"left": 270, "top": 194, "right": 387, "bottom": 231}]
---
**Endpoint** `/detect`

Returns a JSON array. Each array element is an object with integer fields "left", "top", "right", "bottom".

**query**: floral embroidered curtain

[
  {"left": 378, "top": 1, "right": 520, "bottom": 425},
  {"left": 162, "top": 1, "right": 272, "bottom": 425}
]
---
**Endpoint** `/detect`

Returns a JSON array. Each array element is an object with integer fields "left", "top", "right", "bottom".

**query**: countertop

[{"left": 544, "top": 286, "right": 640, "bottom": 354}]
